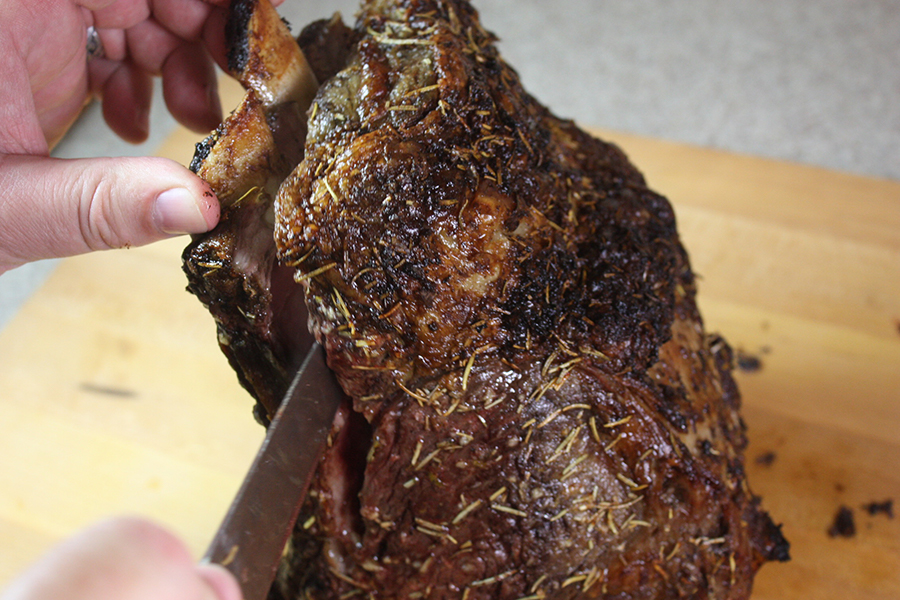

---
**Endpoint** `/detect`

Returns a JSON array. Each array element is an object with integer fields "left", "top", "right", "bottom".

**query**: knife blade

[{"left": 203, "top": 342, "right": 343, "bottom": 600}]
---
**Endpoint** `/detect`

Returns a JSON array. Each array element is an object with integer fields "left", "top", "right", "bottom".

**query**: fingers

[
  {"left": 95, "top": 59, "right": 154, "bottom": 143},
  {"left": 96, "top": 27, "right": 128, "bottom": 61},
  {"left": 162, "top": 43, "right": 223, "bottom": 133},
  {"left": 149, "top": 0, "right": 218, "bottom": 41},
  {"left": 124, "top": 18, "right": 183, "bottom": 73},
  {"left": 89, "top": 0, "right": 151, "bottom": 29},
  {"left": 82, "top": 0, "right": 293, "bottom": 143},
  {"left": 0, "top": 154, "right": 219, "bottom": 273},
  {"left": 0, "top": 517, "right": 242, "bottom": 600},
  {"left": 123, "top": 18, "right": 222, "bottom": 132},
  {"left": 201, "top": 6, "right": 230, "bottom": 72},
  {"left": 84, "top": 0, "right": 218, "bottom": 42},
  {"left": 81, "top": 0, "right": 230, "bottom": 138}
]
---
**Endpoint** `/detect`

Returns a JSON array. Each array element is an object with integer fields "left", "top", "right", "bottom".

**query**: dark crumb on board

[
  {"left": 828, "top": 506, "right": 856, "bottom": 538},
  {"left": 834, "top": 482, "right": 845, "bottom": 493},
  {"left": 736, "top": 350, "right": 763, "bottom": 373},
  {"left": 862, "top": 499, "right": 894, "bottom": 519},
  {"left": 79, "top": 383, "right": 137, "bottom": 399},
  {"left": 895, "top": 319, "right": 900, "bottom": 336},
  {"left": 755, "top": 451, "right": 777, "bottom": 467}
]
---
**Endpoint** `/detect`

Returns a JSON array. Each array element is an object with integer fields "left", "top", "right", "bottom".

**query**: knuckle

[{"left": 78, "top": 174, "right": 127, "bottom": 251}]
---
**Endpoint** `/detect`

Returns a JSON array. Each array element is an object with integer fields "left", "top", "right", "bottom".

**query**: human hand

[
  {"left": 0, "top": 517, "right": 242, "bottom": 600},
  {"left": 0, "top": 0, "right": 280, "bottom": 274}
]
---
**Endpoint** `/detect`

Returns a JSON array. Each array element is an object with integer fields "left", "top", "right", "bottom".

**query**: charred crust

[
  {"left": 828, "top": 505, "right": 856, "bottom": 539},
  {"left": 736, "top": 349, "right": 763, "bottom": 372},
  {"left": 656, "top": 384, "right": 691, "bottom": 432},
  {"left": 862, "top": 499, "right": 894, "bottom": 518},
  {"left": 226, "top": 0, "right": 257, "bottom": 75},
  {"left": 708, "top": 334, "right": 742, "bottom": 411},
  {"left": 278, "top": 1, "right": 683, "bottom": 381},
  {"left": 755, "top": 451, "right": 777, "bottom": 467},
  {"left": 252, "top": 399, "right": 272, "bottom": 427},
  {"left": 765, "top": 521, "right": 791, "bottom": 561},
  {"left": 186, "top": 1, "right": 788, "bottom": 596},
  {"left": 189, "top": 138, "right": 214, "bottom": 173}
]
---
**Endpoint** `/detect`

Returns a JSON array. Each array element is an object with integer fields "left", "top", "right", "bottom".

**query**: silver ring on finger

[{"left": 86, "top": 26, "right": 105, "bottom": 61}]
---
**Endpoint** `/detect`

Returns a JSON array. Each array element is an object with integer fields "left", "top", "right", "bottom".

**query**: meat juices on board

[{"left": 184, "top": 1, "right": 789, "bottom": 598}]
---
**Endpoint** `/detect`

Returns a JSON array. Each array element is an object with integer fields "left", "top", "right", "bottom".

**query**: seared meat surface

[
  {"left": 183, "top": 0, "right": 320, "bottom": 418},
  {"left": 184, "top": 0, "right": 787, "bottom": 598}
]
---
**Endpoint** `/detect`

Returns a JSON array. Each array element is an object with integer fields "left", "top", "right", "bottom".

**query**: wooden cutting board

[{"left": 1, "top": 77, "right": 898, "bottom": 597}]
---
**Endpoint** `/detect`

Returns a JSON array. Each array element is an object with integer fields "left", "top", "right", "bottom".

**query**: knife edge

[{"left": 203, "top": 343, "right": 343, "bottom": 600}]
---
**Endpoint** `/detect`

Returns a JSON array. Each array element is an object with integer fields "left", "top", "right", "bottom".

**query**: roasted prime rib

[{"left": 183, "top": 0, "right": 789, "bottom": 598}]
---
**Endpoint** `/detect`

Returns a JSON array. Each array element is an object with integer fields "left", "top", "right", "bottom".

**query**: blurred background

[{"left": 2, "top": 0, "right": 898, "bottom": 327}]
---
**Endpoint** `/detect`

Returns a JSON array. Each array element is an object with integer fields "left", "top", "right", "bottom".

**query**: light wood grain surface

[{"left": 1, "top": 78, "right": 898, "bottom": 597}]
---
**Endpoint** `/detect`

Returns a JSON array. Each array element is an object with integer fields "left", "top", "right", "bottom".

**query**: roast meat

[{"left": 184, "top": 1, "right": 788, "bottom": 598}]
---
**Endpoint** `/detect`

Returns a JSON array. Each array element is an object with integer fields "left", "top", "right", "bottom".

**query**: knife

[{"left": 203, "top": 342, "right": 343, "bottom": 600}]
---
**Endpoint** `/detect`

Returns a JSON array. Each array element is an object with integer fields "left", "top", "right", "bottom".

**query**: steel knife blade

[{"left": 203, "top": 342, "right": 343, "bottom": 600}]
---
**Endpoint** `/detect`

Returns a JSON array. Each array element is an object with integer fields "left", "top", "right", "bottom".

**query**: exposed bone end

[
  {"left": 192, "top": 91, "right": 280, "bottom": 206},
  {"left": 183, "top": 0, "right": 327, "bottom": 420},
  {"left": 226, "top": 0, "right": 319, "bottom": 110}
]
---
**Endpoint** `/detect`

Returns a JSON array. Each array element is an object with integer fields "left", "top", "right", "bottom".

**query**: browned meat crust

[
  {"left": 183, "top": 0, "right": 321, "bottom": 419},
  {"left": 270, "top": 1, "right": 787, "bottom": 599},
  {"left": 183, "top": 0, "right": 787, "bottom": 598}
]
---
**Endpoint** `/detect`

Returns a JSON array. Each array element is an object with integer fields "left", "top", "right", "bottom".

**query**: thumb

[{"left": 0, "top": 154, "right": 219, "bottom": 272}]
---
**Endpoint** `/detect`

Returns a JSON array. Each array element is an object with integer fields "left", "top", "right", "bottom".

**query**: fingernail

[{"left": 153, "top": 188, "right": 210, "bottom": 235}]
